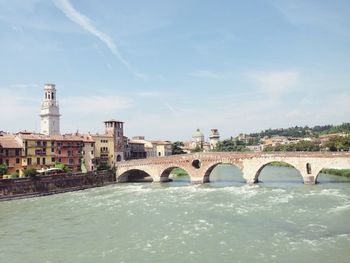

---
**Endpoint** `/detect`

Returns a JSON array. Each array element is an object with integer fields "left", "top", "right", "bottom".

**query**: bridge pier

[
  {"left": 302, "top": 176, "right": 316, "bottom": 185},
  {"left": 191, "top": 177, "right": 204, "bottom": 184}
]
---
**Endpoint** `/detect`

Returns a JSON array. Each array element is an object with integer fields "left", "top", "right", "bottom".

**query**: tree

[
  {"left": 55, "top": 162, "right": 71, "bottom": 173},
  {"left": 23, "top": 167, "right": 38, "bottom": 178},
  {"left": 171, "top": 141, "right": 185, "bottom": 155},
  {"left": 97, "top": 163, "right": 111, "bottom": 171},
  {"left": 324, "top": 135, "right": 350, "bottom": 151},
  {"left": 0, "top": 164, "right": 7, "bottom": 176},
  {"left": 215, "top": 139, "right": 248, "bottom": 152},
  {"left": 10, "top": 172, "right": 19, "bottom": 179}
]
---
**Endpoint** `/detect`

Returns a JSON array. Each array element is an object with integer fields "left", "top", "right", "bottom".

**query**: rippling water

[{"left": 1, "top": 166, "right": 350, "bottom": 263}]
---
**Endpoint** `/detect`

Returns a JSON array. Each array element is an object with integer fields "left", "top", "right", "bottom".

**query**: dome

[{"left": 192, "top": 128, "right": 204, "bottom": 138}]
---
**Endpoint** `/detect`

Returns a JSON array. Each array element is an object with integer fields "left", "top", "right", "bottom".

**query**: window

[
  {"left": 43, "top": 158, "right": 46, "bottom": 165},
  {"left": 91, "top": 150, "right": 94, "bottom": 155},
  {"left": 16, "top": 158, "right": 20, "bottom": 164},
  {"left": 51, "top": 148, "right": 54, "bottom": 153},
  {"left": 68, "top": 150, "right": 72, "bottom": 156},
  {"left": 5, "top": 159, "right": 9, "bottom": 166},
  {"left": 91, "top": 143, "right": 94, "bottom": 147},
  {"left": 52, "top": 157, "right": 55, "bottom": 162},
  {"left": 37, "top": 158, "right": 40, "bottom": 165},
  {"left": 58, "top": 158, "right": 61, "bottom": 163},
  {"left": 5, "top": 149, "right": 8, "bottom": 156},
  {"left": 43, "top": 141, "right": 47, "bottom": 147},
  {"left": 69, "top": 158, "right": 74, "bottom": 165},
  {"left": 0, "top": 159, "right": 2, "bottom": 164},
  {"left": 15, "top": 149, "right": 20, "bottom": 156},
  {"left": 58, "top": 150, "right": 61, "bottom": 155},
  {"left": 27, "top": 158, "right": 32, "bottom": 165}
]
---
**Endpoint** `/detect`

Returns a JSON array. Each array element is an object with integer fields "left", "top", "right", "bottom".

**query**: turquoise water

[{"left": 0, "top": 166, "right": 350, "bottom": 263}]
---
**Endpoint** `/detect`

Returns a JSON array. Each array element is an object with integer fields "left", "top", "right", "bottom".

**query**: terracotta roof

[
  {"left": 0, "top": 135, "right": 22, "bottom": 149},
  {"left": 18, "top": 133, "right": 52, "bottom": 140}
]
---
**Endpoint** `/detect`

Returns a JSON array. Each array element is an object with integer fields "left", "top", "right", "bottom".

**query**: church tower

[
  {"left": 40, "top": 84, "right": 61, "bottom": 136},
  {"left": 209, "top": 129, "right": 220, "bottom": 150}
]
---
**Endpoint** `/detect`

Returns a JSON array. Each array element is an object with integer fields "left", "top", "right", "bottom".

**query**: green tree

[
  {"left": 23, "top": 167, "right": 38, "bottom": 178},
  {"left": 97, "top": 163, "right": 111, "bottom": 171},
  {"left": 10, "top": 172, "right": 19, "bottom": 179},
  {"left": 0, "top": 164, "right": 7, "bottom": 176},
  {"left": 324, "top": 135, "right": 350, "bottom": 151},
  {"left": 215, "top": 139, "right": 248, "bottom": 152},
  {"left": 55, "top": 162, "right": 71, "bottom": 173},
  {"left": 171, "top": 141, "right": 185, "bottom": 155}
]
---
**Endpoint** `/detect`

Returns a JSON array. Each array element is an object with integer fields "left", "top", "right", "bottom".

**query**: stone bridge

[{"left": 115, "top": 152, "right": 350, "bottom": 184}]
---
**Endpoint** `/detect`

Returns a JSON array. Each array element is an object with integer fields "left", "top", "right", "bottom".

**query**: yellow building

[
  {"left": 151, "top": 141, "right": 172, "bottom": 157},
  {"left": 91, "top": 134, "right": 115, "bottom": 168},
  {"left": 17, "top": 132, "right": 55, "bottom": 176}
]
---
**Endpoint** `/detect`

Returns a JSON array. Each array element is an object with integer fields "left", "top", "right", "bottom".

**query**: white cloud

[
  {"left": 0, "top": 89, "right": 39, "bottom": 132},
  {"left": 189, "top": 70, "right": 224, "bottom": 79},
  {"left": 53, "top": 0, "right": 147, "bottom": 79},
  {"left": 134, "top": 91, "right": 165, "bottom": 97},
  {"left": 248, "top": 70, "right": 299, "bottom": 96}
]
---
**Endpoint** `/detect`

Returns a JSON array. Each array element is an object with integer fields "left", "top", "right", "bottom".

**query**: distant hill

[{"left": 249, "top": 123, "right": 350, "bottom": 138}]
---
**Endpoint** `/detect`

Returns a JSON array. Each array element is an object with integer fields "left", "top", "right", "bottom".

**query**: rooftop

[
  {"left": 104, "top": 119, "right": 124, "bottom": 123},
  {"left": 0, "top": 135, "right": 22, "bottom": 149}
]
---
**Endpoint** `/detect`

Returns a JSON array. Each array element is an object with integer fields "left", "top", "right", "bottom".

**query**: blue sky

[{"left": 0, "top": 0, "right": 349, "bottom": 141}]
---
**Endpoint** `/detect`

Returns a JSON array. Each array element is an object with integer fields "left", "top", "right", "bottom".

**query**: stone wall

[{"left": 0, "top": 171, "right": 116, "bottom": 200}]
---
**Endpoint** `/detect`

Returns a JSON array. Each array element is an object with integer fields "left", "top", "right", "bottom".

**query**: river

[{"left": 0, "top": 166, "right": 350, "bottom": 263}]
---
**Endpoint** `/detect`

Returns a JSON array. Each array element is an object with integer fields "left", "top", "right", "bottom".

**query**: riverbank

[
  {"left": 0, "top": 171, "right": 116, "bottom": 201},
  {"left": 320, "top": 168, "right": 350, "bottom": 177},
  {"left": 170, "top": 167, "right": 189, "bottom": 177},
  {"left": 266, "top": 161, "right": 293, "bottom": 168}
]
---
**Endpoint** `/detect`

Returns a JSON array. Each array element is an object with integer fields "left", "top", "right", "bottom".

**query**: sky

[{"left": 0, "top": 0, "right": 349, "bottom": 141}]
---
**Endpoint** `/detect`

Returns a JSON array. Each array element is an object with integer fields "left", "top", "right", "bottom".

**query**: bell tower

[
  {"left": 40, "top": 84, "right": 61, "bottom": 135},
  {"left": 104, "top": 119, "right": 125, "bottom": 162}
]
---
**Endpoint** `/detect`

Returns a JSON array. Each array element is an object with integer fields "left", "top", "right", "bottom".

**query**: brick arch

[
  {"left": 117, "top": 168, "right": 153, "bottom": 183},
  {"left": 253, "top": 161, "right": 303, "bottom": 183},
  {"left": 160, "top": 166, "right": 191, "bottom": 182},
  {"left": 203, "top": 162, "right": 244, "bottom": 183}
]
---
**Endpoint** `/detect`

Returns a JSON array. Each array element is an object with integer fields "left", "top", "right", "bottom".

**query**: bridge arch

[
  {"left": 203, "top": 162, "right": 244, "bottom": 183},
  {"left": 160, "top": 166, "right": 191, "bottom": 183},
  {"left": 118, "top": 169, "right": 153, "bottom": 183},
  {"left": 253, "top": 161, "right": 303, "bottom": 183},
  {"left": 315, "top": 166, "right": 350, "bottom": 184}
]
